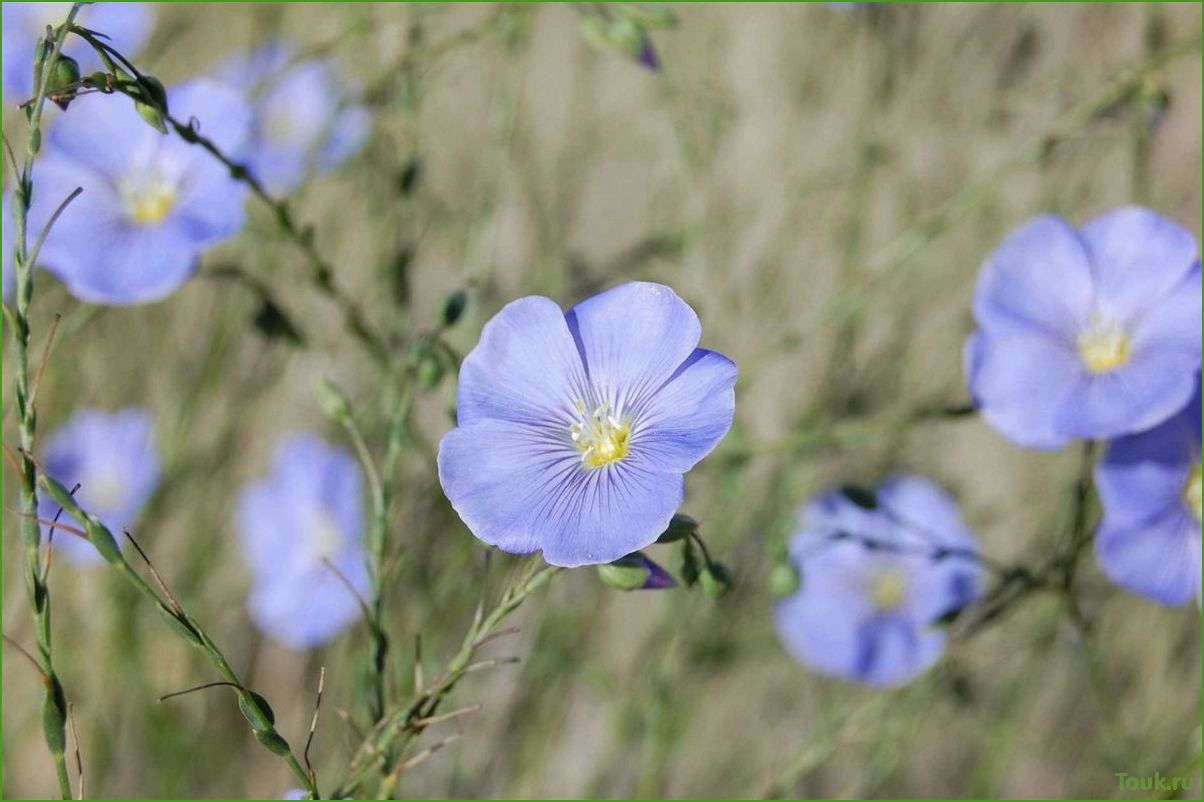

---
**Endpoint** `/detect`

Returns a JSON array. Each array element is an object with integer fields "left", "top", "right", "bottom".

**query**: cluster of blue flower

[
  {"left": 2, "top": 3, "right": 368, "bottom": 304},
  {"left": 14, "top": 5, "right": 1200, "bottom": 695},
  {"left": 775, "top": 206, "right": 1201, "bottom": 687}
]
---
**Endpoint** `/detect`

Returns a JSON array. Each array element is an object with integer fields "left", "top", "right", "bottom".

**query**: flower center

[
  {"left": 569, "top": 401, "right": 630, "bottom": 469},
  {"left": 1077, "top": 315, "right": 1131, "bottom": 374},
  {"left": 1186, "top": 462, "right": 1202, "bottom": 523},
  {"left": 870, "top": 568, "right": 909, "bottom": 610},
  {"left": 305, "top": 512, "right": 344, "bottom": 565},
  {"left": 263, "top": 107, "right": 309, "bottom": 146},
  {"left": 119, "top": 172, "right": 178, "bottom": 225},
  {"left": 86, "top": 473, "right": 124, "bottom": 511}
]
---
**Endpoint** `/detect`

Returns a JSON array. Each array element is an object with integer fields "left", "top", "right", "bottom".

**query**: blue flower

[
  {"left": 29, "top": 79, "right": 251, "bottom": 304},
  {"left": 236, "top": 433, "right": 370, "bottom": 650},
  {"left": 966, "top": 206, "right": 1201, "bottom": 449},
  {"left": 438, "top": 281, "right": 737, "bottom": 567},
  {"left": 2, "top": 2, "right": 153, "bottom": 100},
  {"left": 1095, "top": 379, "right": 1201, "bottom": 607},
  {"left": 37, "top": 408, "right": 160, "bottom": 566},
  {"left": 775, "top": 476, "right": 983, "bottom": 687},
  {"left": 216, "top": 40, "right": 370, "bottom": 195}
]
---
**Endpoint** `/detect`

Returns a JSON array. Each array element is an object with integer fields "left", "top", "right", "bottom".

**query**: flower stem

[
  {"left": 333, "top": 561, "right": 562, "bottom": 798},
  {"left": 32, "top": 476, "right": 321, "bottom": 798},
  {"left": 6, "top": 5, "right": 84, "bottom": 798}
]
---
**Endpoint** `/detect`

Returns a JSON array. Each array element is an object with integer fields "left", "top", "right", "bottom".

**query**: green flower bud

[
  {"left": 657, "top": 513, "right": 697, "bottom": 543},
  {"left": 133, "top": 75, "right": 170, "bottom": 134},
  {"left": 316, "top": 378, "right": 353, "bottom": 425},
  {"left": 44, "top": 54, "right": 81, "bottom": 108},
  {"left": 135, "top": 99, "right": 168, "bottom": 133},
  {"left": 597, "top": 552, "right": 651, "bottom": 591},
  {"left": 41, "top": 674, "right": 67, "bottom": 756},
  {"left": 680, "top": 540, "right": 700, "bottom": 587},
  {"left": 440, "top": 290, "right": 468, "bottom": 327},
  {"left": 608, "top": 15, "right": 645, "bottom": 59},
  {"left": 417, "top": 354, "right": 444, "bottom": 390},
  {"left": 83, "top": 515, "right": 123, "bottom": 565},
  {"left": 699, "top": 561, "right": 733, "bottom": 599},
  {"left": 769, "top": 561, "right": 801, "bottom": 598},
  {"left": 238, "top": 690, "right": 276, "bottom": 730},
  {"left": 253, "top": 727, "right": 292, "bottom": 756}
]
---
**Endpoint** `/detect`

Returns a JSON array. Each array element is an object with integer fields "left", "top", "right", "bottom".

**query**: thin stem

[
  {"left": 8, "top": 6, "right": 84, "bottom": 798},
  {"left": 161, "top": 110, "right": 388, "bottom": 364},
  {"left": 30, "top": 471, "right": 320, "bottom": 798},
  {"left": 333, "top": 562, "right": 561, "bottom": 798}
]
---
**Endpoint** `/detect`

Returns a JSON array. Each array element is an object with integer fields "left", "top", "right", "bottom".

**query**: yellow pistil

[
  {"left": 119, "top": 174, "right": 178, "bottom": 225},
  {"left": 1186, "top": 463, "right": 1202, "bottom": 523},
  {"left": 871, "top": 569, "right": 909, "bottom": 610},
  {"left": 1077, "top": 316, "right": 1132, "bottom": 374},
  {"left": 569, "top": 401, "right": 631, "bottom": 469}
]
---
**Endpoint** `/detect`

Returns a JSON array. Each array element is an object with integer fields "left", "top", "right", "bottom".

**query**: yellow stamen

[
  {"left": 1077, "top": 316, "right": 1132, "bottom": 374},
  {"left": 1186, "top": 463, "right": 1202, "bottom": 523},
  {"left": 120, "top": 174, "right": 178, "bottom": 225},
  {"left": 569, "top": 401, "right": 631, "bottom": 469},
  {"left": 871, "top": 569, "right": 908, "bottom": 610}
]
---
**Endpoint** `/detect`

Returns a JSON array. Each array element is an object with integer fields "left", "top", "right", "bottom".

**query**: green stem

[
  {"left": 7, "top": 5, "right": 84, "bottom": 798},
  {"left": 334, "top": 562, "right": 561, "bottom": 798},
  {"left": 34, "top": 477, "right": 321, "bottom": 798}
]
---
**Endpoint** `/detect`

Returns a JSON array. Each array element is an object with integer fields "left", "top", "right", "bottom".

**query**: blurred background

[{"left": 2, "top": 2, "right": 1201, "bottom": 798}]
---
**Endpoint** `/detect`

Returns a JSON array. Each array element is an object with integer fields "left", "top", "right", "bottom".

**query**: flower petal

[
  {"left": 565, "top": 282, "right": 702, "bottom": 410},
  {"left": 456, "top": 296, "right": 589, "bottom": 426},
  {"left": 972, "top": 215, "right": 1094, "bottom": 338},
  {"left": 1079, "top": 206, "right": 1200, "bottom": 321},
  {"left": 1096, "top": 504, "right": 1201, "bottom": 607},
  {"left": 1096, "top": 410, "right": 1197, "bottom": 528},
  {"left": 247, "top": 559, "right": 369, "bottom": 650},
  {"left": 1130, "top": 264, "right": 1202, "bottom": 362},
  {"left": 633, "top": 348, "right": 737, "bottom": 473},
  {"left": 965, "top": 330, "right": 1083, "bottom": 449},
  {"left": 1058, "top": 350, "right": 1199, "bottom": 440},
  {"left": 438, "top": 418, "right": 683, "bottom": 566}
]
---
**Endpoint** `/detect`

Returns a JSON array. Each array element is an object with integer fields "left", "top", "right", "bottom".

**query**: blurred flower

[
  {"left": 236, "top": 433, "right": 369, "bottom": 650},
  {"left": 37, "top": 408, "right": 160, "bottom": 566},
  {"left": 216, "top": 40, "right": 370, "bottom": 194},
  {"left": 438, "top": 281, "right": 736, "bottom": 567},
  {"left": 775, "top": 476, "right": 983, "bottom": 687},
  {"left": 2, "top": 2, "right": 153, "bottom": 100},
  {"left": 30, "top": 79, "right": 251, "bottom": 304},
  {"left": 1095, "top": 378, "right": 1202, "bottom": 607},
  {"left": 967, "top": 206, "right": 1201, "bottom": 449}
]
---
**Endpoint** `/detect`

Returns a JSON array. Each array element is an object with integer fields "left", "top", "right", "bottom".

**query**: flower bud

[
  {"left": 41, "top": 674, "right": 67, "bottom": 756},
  {"left": 440, "top": 290, "right": 467, "bottom": 327},
  {"left": 840, "top": 484, "right": 878, "bottom": 510},
  {"left": 316, "top": 378, "right": 353, "bottom": 425},
  {"left": 417, "top": 354, "right": 444, "bottom": 390},
  {"left": 679, "top": 540, "right": 700, "bottom": 587},
  {"left": 699, "top": 561, "right": 733, "bottom": 599},
  {"left": 44, "top": 54, "right": 81, "bottom": 108},
  {"left": 133, "top": 75, "right": 169, "bottom": 134},
  {"left": 657, "top": 513, "right": 697, "bottom": 543},
  {"left": 597, "top": 552, "right": 650, "bottom": 591},
  {"left": 598, "top": 552, "right": 676, "bottom": 591},
  {"left": 238, "top": 690, "right": 276, "bottom": 730},
  {"left": 253, "top": 727, "right": 292, "bottom": 756},
  {"left": 769, "top": 561, "right": 800, "bottom": 598}
]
